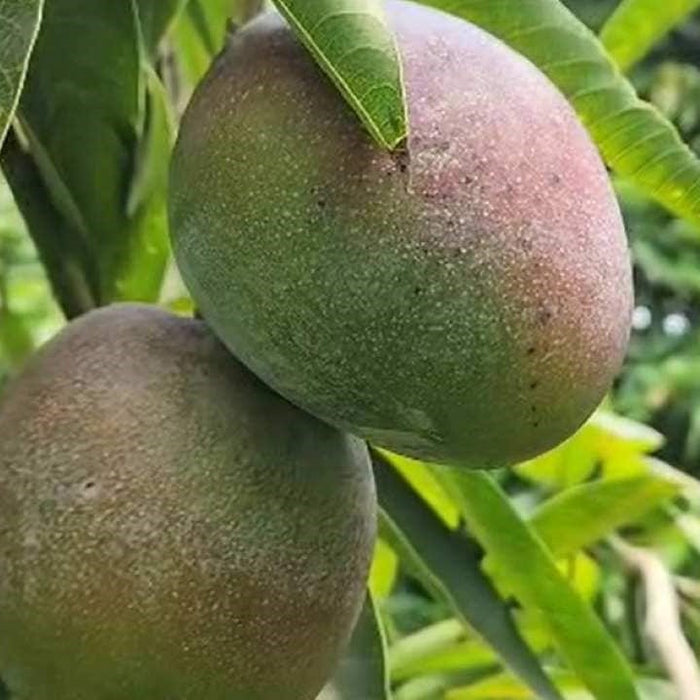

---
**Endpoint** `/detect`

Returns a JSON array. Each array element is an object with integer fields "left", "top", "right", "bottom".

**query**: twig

[{"left": 611, "top": 536, "right": 700, "bottom": 700}]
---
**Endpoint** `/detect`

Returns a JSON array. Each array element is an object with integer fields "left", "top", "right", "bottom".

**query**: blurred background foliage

[{"left": 2, "top": 0, "right": 700, "bottom": 698}]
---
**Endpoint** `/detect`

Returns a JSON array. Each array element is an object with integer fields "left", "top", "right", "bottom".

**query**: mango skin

[
  {"left": 169, "top": 1, "right": 633, "bottom": 468},
  {"left": 0, "top": 305, "right": 376, "bottom": 700}
]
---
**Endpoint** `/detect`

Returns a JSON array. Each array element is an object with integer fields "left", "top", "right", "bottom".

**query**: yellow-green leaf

[
  {"left": 172, "top": 0, "right": 254, "bottom": 86},
  {"left": 374, "top": 453, "right": 562, "bottom": 700},
  {"left": 369, "top": 538, "right": 399, "bottom": 599},
  {"left": 439, "top": 470, "right": 640, "bottom": 700},
  {"left": 531, "top": 475, "right": 679, "bottom": 558},
  {"left": 601, "top": 0, "right": 700, "bottom": 72},
  {"left": 377, "top": 449, "right": 460, "bottom": 528}
]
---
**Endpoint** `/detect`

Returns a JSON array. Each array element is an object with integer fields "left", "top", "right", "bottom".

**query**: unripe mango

[
  {"left": 170, "top": 1, "right": 632, "bottom": 468},
  {"left": 0, "top": 305, "right": 376, "bottom": 699}
]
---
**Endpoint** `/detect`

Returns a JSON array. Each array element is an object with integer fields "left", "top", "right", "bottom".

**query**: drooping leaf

[
  {"left": 321, "top": 594, "right": 390, "bottom": 700},
  {"left": 438, "top": 469, "right": 640, "bottom": 700},
  {"left": 5, "top": 0, "right": 172, "bottom": 313},
  {"left": 0, "top": 0, "right": 43, "bottom": 148},
  {"left": 420, "top": 0, "right": 700, "bottom": 230},
  {"left": 270, "top": 0, "right": 407, "bottom": 149},
  {"left": 600, "top": 0, "right": 700, "bottom": 72},
  {"left": 373, "top": 453, "right": 563, "bottom": 700},
  {"left": 530, "top": 475, "right": 680, "bottom": 558}
]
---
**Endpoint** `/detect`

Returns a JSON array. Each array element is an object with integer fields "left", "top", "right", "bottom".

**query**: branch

[{"left": 611, "top": 536, "right": 700, "bottom": 700}]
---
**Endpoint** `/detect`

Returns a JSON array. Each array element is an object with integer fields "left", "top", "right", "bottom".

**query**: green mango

[
  {"left": 0, "top": 304, "right": 376, "bottom": 699},
  {"left": 169, "top": 1, "right": 632, "bottom": 469}
]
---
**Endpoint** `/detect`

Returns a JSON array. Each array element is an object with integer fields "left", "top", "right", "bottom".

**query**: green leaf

[
  {"left": 438, "top": 469, "right": 640, "bottom": 700},
  {"left": 270, "top": 0, "right": 407, "bottom": 150},
  {"left": 0, "top": 308, "right": 33, "bottom": 366},
  {"left": 6, "top": 0, "right": 171, "bottom": 312},
  {"left": 135, "top": 0, "right": 188, "bottom": 55},
  {"left": 321, "top": 594, "right": 390, "bottom": 700},
  {"left": 600, "top": 0, "right": 700, "bottom": 72},
  {"left": 172, "top": 0, "right": 263, "bottom": 87},
  {"left": 377, "top": 449, "right": 460, "bottom": 529},
  {"left": 389, "top": 619, "right": 499, "bottom": 682},
  {"left": 120, "top": 66, "right": 174, "bottom": 301},
  {"left": 0, "top": 0, "right": 43, "bottom": 148},
  {"left": 447, "top": 671, "right": 547, "bottom": 699},
  {"left": 530, "top": 476, "right": 680, "bottom": 558},
  {"left": 373, "top": 453, "right": 562, "bottom": 700},
  {"left": 420, "top": 0, "right": 700, "bottom": 231},
  {"left": 1, "top": 131, "right": 97, "bottom": 317},
  {"left": 448, "top": 671, "right": 675, "bottom": 700}
]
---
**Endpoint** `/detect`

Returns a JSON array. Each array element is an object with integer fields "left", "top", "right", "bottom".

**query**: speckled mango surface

[
  {"left": 170, "top": 1, "right": 633, "bottom": 469},
  {"left": 0, "top": 305, "right": 376, "bottom": 700}
]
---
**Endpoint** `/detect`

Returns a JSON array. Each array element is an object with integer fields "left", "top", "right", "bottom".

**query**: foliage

[
  {"left": 270, "top": 0, "right": 407, "bottom": 149},
  {"left": 1, "top": 0, "right": 700, "bottom": 699},
  {"left": 0, "top": 0, "right": 43, "bottom": 146},
  {"left": 600, "top": 0, "right": 700, "bottom": 71}
]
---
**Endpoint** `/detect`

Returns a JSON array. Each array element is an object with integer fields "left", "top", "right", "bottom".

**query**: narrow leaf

[
  {"left": 1, "top": 131, "right": 96, "bottom": 318},
  {"left": 389, "top": 619, "right": 500, "bottom": 682},
  {"left": 449, "top": 671, "right": 675, "bottom": 700},
  {"left": 421, "top": 0, "right": 700, "bottom": 230},
  {"left": 0, "top": 0, "right": 43, "bottom": 148},
  {"left": 8, "top": 0, "right": 171, "bottom": 310},
  {"left": 135, "top": 0, "right": 188, "bottom": 54},
  {"left": 373, "top": 454, "right": 562, "bottom": 700},
  {"left": 600, "top": 0, "right": 700, "bottom": 72},
  {"left": 172, "top": 0, "right": 238, "bottom": 86},
  {"left": 321, "top": 593, "right": 390, "bottom": 700},
  {"left": 270, "top": 0, "right": 407, "bottom": 149},
  {"left": 439, "top": 469, "right": 640, "bottom": 700},
  {"left": 531, "top": 476, "right": 679, "bottom": 558},
  {"left": 393, "top": 637, "right": 499, "bottom": 682},
  {"left": 377, "top": 449, "right": 460, "bottom": 528}
]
